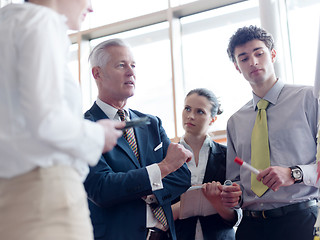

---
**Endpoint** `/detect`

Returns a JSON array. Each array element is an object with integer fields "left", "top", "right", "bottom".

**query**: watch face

[{"left": 293, "top": 169, "right": 302, "bottom": 179}]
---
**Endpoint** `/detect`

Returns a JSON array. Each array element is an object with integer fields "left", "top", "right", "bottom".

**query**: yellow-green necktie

[{"left": 251, "top": 99, "right": 270, "bottom": 197}]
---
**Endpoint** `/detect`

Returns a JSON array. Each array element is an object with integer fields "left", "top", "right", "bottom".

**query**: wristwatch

[{"left": 289, "top": 166, "right": 303, "bottom": 184}]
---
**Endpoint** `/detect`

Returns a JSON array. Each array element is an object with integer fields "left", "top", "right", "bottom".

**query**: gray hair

[{"left": 88, "top": 38, "right": 131, "bottom": 68}]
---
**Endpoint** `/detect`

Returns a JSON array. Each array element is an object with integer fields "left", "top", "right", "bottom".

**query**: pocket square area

[{"left": 154, "top": 142, "right": 163, "bottom": 151}]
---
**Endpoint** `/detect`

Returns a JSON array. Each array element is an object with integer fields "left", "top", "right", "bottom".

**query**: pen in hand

[
  {"left": 234, "top": 157, "right": 260, "bottom": 175},
  {"left": 122, "top": 117, "right": 151, "bottom": 131}
]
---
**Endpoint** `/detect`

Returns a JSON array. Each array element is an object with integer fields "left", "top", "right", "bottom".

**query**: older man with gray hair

[{"left": 84, "top": 38, "right": 192, "bottom": 240}]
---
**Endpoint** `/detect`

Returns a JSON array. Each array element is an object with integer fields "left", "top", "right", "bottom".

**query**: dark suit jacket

[
  {"left": 174, "top": 141, "right": 236, "bottom": 240},
  {"left": 84, "top": 103, "right": 191, "bottom": 240}
]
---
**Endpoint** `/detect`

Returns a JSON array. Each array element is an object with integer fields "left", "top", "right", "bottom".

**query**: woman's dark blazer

[{"left": 174, "top": 141, "right": 237, "bottom": 240}]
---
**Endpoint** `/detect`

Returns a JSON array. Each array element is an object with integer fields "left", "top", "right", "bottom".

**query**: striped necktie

[
  {"left": 118, "top": 109, "right": 168, "bottom": 228},
  {"left": 251, "top": 99, "right": 270, "bottom": 197},
  {"left": 150, "top": 203, "right": 168, "bottom": 228},
  {"left": 118, "top": 109, "right": 140, "bottom": 161}
]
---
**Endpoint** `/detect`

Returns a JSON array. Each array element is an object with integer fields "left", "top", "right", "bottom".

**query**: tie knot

[
  {"left": 257, "top": 99, "right": 269, "bottom": 110},
  {"left": 117, "top": 109, "right": 126, "bottom": 121}
]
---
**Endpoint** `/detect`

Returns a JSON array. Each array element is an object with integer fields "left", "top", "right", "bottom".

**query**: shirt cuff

[
  {"left": 299, "top": 164, "right": 318, "bottom": 186},
  {"left": 146, "top": 163, "right": 163, "bottom": 191},
  {"left": 234, "top": 208, "right": 243, "bottom": 227}
]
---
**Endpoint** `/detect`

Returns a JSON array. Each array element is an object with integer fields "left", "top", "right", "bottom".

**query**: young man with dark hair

[{"left": 221, "top": 25, "right": 318, "bottom": 240}]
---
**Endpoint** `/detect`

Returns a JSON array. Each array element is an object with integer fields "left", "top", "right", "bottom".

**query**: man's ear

[
  {"left": 92, "top": 66, "right": 102, "bottom": 80},
  {"left": 234, "top": 62, "right": 241, "bottom": 74},
  {"left": 271, "top": 49, "right": 277, "bottom": 63}
]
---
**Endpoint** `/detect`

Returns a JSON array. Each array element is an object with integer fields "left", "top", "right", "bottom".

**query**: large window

[
  {"left": 82, "top": 0, "right": 168, "bottom": 30},
  {"left": 72, "top": 0, "right": 320, "bottom": 140},
  {"left": 74, "top": 0, "right": 261, "bottom": 140},
  {"left": 286, "top": 0, "right": 320, "bottom": 85},
  {"left": 0, "top": 0, "right": 22, "bottom": 7},
  {"left": 68, "top": 44, "right": 79, "bottom": 83},
  {"left": 4, "top": 0, "right": 319, "bottom": 140},
  {"left": 180, "top": 1, "right": 259, "bottom": 136}
]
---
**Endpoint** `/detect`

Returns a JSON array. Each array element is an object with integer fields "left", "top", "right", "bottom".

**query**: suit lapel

[
  {"left": 89, "top": 103, "right": 108, "bottom": 121},
  {"left": 203, "top": 142, "right": 227, "bottom": 184},
  {"left": 203, "top": 142, "right": 222, "bottom": 183},
  {"left": 117, "top": 137, "right": 140, "bottom": 168},
  {"left": 89, "top": 103, "right": 141, "bottom": 168}
]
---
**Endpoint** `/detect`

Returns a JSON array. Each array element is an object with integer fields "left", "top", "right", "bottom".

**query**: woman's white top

[{"left": 0, "top": 3, "right": 104, "bottom": 180}]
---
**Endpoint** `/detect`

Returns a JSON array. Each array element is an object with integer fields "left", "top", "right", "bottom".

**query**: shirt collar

[
  {"left": 96, "top": 98, "right": 130, "bottom": 120},
  {"left": 180, "top": 134, "right": 212, "bottom": 149},
  {"left": 252, "top": 78, "right": 284, "bottom": 110}
]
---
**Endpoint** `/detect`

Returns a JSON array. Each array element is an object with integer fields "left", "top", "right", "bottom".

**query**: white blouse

[
  {"left": 180, "top": 135, "right": 211, "bottom": 186},
  {"left": 0, "top": 3, "right": 104, "bottom": 180},
  {"left": 180, "top": 135, "right": 212, "bottom": 240}
]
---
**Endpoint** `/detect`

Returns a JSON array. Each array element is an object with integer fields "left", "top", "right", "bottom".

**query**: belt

[
  {"left": 146, "top": 228, "right": 170, "bottom": 240},
  {"left": 243, "top": 200, "right": 317, "bottom": 219}
]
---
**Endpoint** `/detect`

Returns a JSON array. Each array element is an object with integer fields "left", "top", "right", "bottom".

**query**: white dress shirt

[{"left": 0, "top": 3, "right": 104, "bottom": 180}]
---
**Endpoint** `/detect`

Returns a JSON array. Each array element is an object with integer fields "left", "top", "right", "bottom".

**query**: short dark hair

[
  {"left": 186, "top": 88, "right": 222, "bottom": 117},
  {"left": 227, "top": 25, "right": 274, "bottom": 63}
]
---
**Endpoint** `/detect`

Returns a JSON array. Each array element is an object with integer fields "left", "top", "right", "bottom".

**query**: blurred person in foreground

[
  {"left": 84, "top": 38, "right": 192, "bottom": 240},
  {"left": 0, "top": 1, "right": 124, "bottom": 240}
]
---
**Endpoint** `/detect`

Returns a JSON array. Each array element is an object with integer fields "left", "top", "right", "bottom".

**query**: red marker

[{"left": 234, "top": 157, "right": 260, "bottom": 175}]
